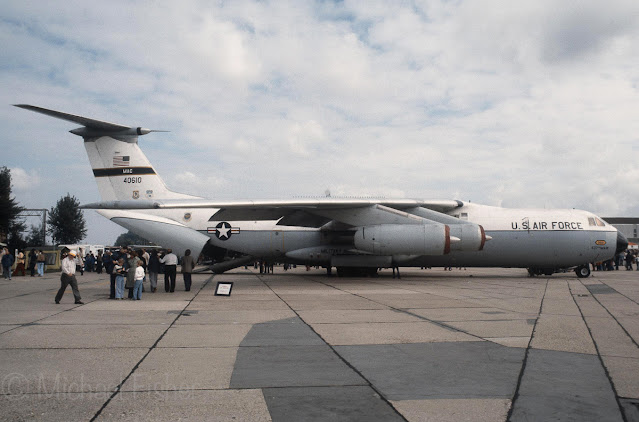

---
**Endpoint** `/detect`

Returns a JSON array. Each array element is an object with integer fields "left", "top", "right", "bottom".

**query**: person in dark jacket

[
  {"left": 625, "top": 251, "right": 634, "bottom": 270},
  {"left": 28, "top": 249, "right": 37, "bottom": 276},
  {"left": 126, "top": 251, "right": 140, "bottom": 299},
  {"left": 96, "top": 251, "right": 103, "bottom": 274},
  {"left": 103, "top": 250, "right": 116, "bottom": 299},
  {"left": 147, "top": 250, "right": 160, "bottom": 293},
  {"left": 2, "top": 248, "right": 14, "bottom": 280},
  {"left": 181, "top": 249, "right": 196, "bottom": 291}
]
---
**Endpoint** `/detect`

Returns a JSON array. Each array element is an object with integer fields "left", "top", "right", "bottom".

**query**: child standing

[
  {"left": 133, "top": 260, "right": 145, "bottom": 300},
  {"left": 114, "top": 258, "right": 126, "bottom": 299}
]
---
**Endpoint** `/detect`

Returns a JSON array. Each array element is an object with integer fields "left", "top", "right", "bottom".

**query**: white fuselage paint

[{"left": 99, "top": 201, "right": 617, "bottom": 269}]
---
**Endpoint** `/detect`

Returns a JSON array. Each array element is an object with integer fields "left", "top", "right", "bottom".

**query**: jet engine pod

[
  {"left": 448, "top": 224, "right": 487, "bottom": 251},
  {"left": 354, "top": 223, "right": 450, "bottom": 256}
]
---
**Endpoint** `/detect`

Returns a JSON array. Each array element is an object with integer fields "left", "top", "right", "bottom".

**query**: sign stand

[{"left": 215, "top": 281, "right": 234, "bottom": 296}]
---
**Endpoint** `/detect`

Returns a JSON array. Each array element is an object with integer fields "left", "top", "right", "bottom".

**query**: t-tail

[{"left": 14, "top": 105, "right": 198, "bottom": 202}]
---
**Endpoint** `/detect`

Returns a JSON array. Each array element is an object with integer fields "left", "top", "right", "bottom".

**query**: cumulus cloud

[
  {"left": 172, "top": 171, "right": 226, "bottom": 197},
  {"left": 2, "top": 0, "right": 639, "bottom": 249},
  {"left": 287, "top": 120, "right": 326, "bottom": 156},
  {"left": 9, "top": 168, "right": 40, "bottom": 191}
]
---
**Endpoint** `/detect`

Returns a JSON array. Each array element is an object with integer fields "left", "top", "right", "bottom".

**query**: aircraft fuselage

[{"left": 100, "top": 202, "right": 619, "bottom": 271}]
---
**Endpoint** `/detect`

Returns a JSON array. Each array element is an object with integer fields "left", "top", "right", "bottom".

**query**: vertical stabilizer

[{"left": 84, "top": 135, "right": 196, "bottom": 201}]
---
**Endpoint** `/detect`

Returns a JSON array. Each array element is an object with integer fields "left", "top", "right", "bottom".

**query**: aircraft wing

[
  {"left": 83, "top": 198, "right": 464, "bottom": 228},
  {"left": 86, "top": 197, "right": 489, "bottom": 253},
  {"left": 82, "top": 198, "right": 463, "bottom": 212}
]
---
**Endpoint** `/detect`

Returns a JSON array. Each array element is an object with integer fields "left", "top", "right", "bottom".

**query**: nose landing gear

[{"left": 575, "top": 265, "right": 591, "bottom": 278}]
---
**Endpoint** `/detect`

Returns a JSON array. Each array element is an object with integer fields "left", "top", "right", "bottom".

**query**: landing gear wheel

[{"left": 575, "top": 265, "right": 591, "bottom": 278}]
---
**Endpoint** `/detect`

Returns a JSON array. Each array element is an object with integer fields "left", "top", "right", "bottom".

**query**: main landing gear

[
  {"left": 527, "top": 265, "right": 591, "bottom": 278},
  {"left": 574, "top": 265, "right": 591, "bottom": 278}
]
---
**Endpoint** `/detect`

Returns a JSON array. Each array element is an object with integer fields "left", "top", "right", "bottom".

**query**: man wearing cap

[{"left": 55, "top": 251, "right": 84, "bottom": 304}]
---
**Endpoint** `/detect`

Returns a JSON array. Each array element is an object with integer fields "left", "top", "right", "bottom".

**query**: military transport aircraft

[{"left": 16, "top": 104, "right": 628, "bottom": 278}]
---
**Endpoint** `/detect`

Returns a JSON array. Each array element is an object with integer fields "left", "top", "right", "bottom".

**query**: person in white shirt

[
  {"left": 75, "top": 252, "right": 84, "bottom": 275},
  {"left": 132, "top": 260, "right": 145, "bottom": 300},
  {"left": 159, "top": 249, "right": 178, "bottom": 293},
  {"left": 55, "top": 251, "right": 84, "bottom": 304}
]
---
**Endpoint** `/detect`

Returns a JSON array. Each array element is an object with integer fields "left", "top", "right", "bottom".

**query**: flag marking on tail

[{"left": 113, "top": 156, "right": 130, "bottom": 166}]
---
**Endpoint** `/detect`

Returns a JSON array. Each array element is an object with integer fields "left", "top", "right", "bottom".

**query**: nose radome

[{"left": 616, "top": 231, "right": 629, "bottom": 255}]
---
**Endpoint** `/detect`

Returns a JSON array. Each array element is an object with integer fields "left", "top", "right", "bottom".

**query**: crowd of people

[
  {"left": 1, "top": 248, "right": 48, "bottom": 279},
  {"left": 2, "top": 248, "right": 45, "bottom": 279},
  {"left": 595, "top": 249, "right": 639, "bottom": 271},
  {"left": 89, "top": 246, "right": 196, "bottom": 301},
  {"left": 51, "top": 246, "right": 197, "bottom": 303},
  {"left": 3, "top": 243, "right": 639, "bottom": 304}
]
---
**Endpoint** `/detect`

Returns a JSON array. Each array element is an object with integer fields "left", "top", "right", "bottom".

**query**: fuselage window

[
  {"left": 588, "top": 217, "right": 596, "bottom": 226},
  {"left": 460, "top": 213, "right": 468, "bottom": 220}
]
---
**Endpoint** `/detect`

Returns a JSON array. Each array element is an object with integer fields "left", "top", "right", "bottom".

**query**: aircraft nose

[{"left": 616, "top": 231, "right": 629, "bottom": 254}]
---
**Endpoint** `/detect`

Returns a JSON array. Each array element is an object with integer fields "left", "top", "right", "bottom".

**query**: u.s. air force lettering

[
  {"left": 208, "top": 222, "right": 240, "bottom": 240},
  {"left": 511, "top": 221, "right": 584, "bottom": 230}
]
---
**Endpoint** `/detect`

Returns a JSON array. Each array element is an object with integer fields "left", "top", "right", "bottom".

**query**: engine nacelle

[
  {"left": 449, "top": 224, "right": 487, "bottom": 251},
  {"left": 354, "top": 224, "right": 451, "bottom": 255}
]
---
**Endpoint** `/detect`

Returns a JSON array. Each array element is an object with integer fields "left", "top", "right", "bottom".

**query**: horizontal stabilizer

[{"left": 14, "top": 104, "right": 130, "bottom": 131}]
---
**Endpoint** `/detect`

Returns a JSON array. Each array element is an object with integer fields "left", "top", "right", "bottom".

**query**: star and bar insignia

[{"left": 208, "top": 222, "right": 240, "bottom": 240}]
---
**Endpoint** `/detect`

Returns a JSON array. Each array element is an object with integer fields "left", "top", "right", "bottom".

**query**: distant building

[{"left": 604, "top": 218, "right": 639, "bottom": 247}]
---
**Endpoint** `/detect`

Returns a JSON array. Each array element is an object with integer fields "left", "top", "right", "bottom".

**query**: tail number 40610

[{"left": 124, "top": 177, "right": 142, "bottom": 183}]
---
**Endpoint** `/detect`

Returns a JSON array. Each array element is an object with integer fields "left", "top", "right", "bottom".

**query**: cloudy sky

[{"left": 2, "top": 0, "right": 639, "bottom": 244}]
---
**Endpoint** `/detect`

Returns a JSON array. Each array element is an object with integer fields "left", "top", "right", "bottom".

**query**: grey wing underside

[{"left": 83, "top": 198, "right": 466, "bottom": 228}]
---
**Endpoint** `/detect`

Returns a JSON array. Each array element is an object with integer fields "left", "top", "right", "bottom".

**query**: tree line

[{"left": 1, "top": 166, "right": 87, "bottom": 251}]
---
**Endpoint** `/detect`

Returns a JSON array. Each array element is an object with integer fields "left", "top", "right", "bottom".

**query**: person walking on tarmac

[
  {"left": 75, "top": 252, "right": 85, "bottom": 275},
  {"left": 181, "top": 249, "right": 195, "bottom": 292},
  {"left": 55, "top": 251, "right": 84, "bottom": 304},
  {"left": 626, "top": 250, "right": 634, "bottom": 270},
  {"left": 160, "top": 249, "right": 178, "bottom": 292},
  {"left": 14, "top": 250, "right": 26, "bottom": 276},
  {"left": 28, "top": 249, "right": 37, "bottom": 276},
  {"left": 2, "top": 248, "right": 14, "bottom": 280},
  {"left": 36, "top": 250, "right": 46, "bottom": 276}
]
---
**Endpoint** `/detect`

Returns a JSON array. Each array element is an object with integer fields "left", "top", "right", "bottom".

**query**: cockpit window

[
  {"left": 595, "top": 218, "right": 606, "bottom": 227},
  {"left": 588, "top": 217, "right": 596, "bottom": 226}
]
